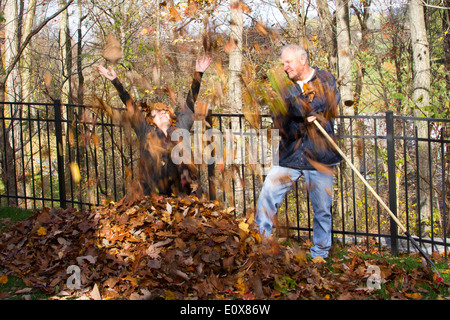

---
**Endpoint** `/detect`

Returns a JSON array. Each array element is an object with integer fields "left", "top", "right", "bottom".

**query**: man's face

[{"left": 281, "top": 49, "right": 307, "bottom": 82}]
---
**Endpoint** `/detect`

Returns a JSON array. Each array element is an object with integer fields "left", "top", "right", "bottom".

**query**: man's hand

[
  {"left": 195, "top": 55, "right": 212, "bottom": 73},
  {"left": 97, "top": 65, "right": 117, "bottom": 81},
  {"left": 306, "top": 115, "right": 317, "bottom": 123}
]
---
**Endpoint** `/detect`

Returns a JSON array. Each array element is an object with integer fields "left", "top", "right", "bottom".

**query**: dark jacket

[
  {"left": 111, "top": 72, "right": 203, "bottom": 196},
  {"left": 273, "top": 67, "right": 342, "bottom": 170}
]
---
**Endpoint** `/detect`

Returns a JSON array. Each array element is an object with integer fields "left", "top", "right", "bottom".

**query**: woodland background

[{"left": 0, "top": 0, "right": 449, "bottom": 242}]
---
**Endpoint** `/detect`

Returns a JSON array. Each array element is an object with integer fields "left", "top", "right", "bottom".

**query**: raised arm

[
  {"left": 185, "top": 55, "right": 212, "bottom": 112},
  {"left": 97, "top": 65, "right": 135, "bottom": 114}
]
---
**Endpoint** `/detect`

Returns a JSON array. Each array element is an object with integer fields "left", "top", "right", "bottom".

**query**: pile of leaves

[{"left": 0, "top": 195, "right": 448, "bottom": 300}]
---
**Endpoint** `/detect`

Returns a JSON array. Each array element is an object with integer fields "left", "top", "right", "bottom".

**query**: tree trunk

[
  {"left": 316, "top": 0, "right": 337, "bottom": 73},
  {"left": 59, "top": 0, "right": 71, "bottom": 105},
  {"left": 443, "top": 0, "right": 450, "bottom": 93},
  {"left": 409, "top": 0, "right": 432, "bottom": 237},
  {"left": 351, "top": 0, "right": 371, "bottom": 109},
  {"left": 0, "top": 72, "right": 18, "bottom": 207},
  {"left": 336, "top": 0, "right": 353, "bottom": 110},
  {"left": 443, "top": 0, "right": 450, "bottom": 237},
  {"left": 0, "top": 0, "right": 74, "bottom": 206},
  {"left": 229, "top": 0, "right": 243, "bottom": 114},
  {"left": 2, "top": 0, "right": 21, "bottom": 206},
  {"left": 228, "top": 0, "right": 244, "bottom": 213},
  {"left": 76, "top": 0, "right": 84, "bottom": 105},
  {"left": 4, "top": 0, "right": 21, "bottom": 102},
  {"left": 21, "top": 0, "right": 37, "bottom": 103}
]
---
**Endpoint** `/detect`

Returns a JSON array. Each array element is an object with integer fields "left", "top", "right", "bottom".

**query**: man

[
  {"left": 255, "top": 45, "right": 342, "bottom": 260},
  {"left": 97, "top": 55, "right": 212, "bottom": 196}
]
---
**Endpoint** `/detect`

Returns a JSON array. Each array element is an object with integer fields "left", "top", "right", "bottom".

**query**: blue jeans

[{"left": 255, "top": 165, "right": 334, "bottom": 258}]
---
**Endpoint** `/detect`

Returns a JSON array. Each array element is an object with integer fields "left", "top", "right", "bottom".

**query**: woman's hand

[
  {"left": 195, "top": 55, "right": 212, "bottom": 73},
  {"left": 97, "top": 65, "right": 117, "bottom": 81}
]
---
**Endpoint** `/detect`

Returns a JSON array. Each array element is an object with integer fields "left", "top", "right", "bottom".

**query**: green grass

[
  {"left": 0, "top": 275, "right": 49, "bottom": 300},
  {"left": 0, "top": 206, "right": 35, "bottom": 230},
  {"left": 325, "top": 245, "right": 450, "bottom": 300}
]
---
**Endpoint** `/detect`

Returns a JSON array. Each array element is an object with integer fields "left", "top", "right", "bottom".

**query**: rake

[{"left": 313, "top": 119, "right": 443, "bottom": 282}]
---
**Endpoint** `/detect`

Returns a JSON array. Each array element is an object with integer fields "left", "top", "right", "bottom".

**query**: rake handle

[
  {"left": 312, "top": 120, "right": 407, "bottom": 234},
  {"left": 312, "top": 120, "right": 443, "bottom": 278}
]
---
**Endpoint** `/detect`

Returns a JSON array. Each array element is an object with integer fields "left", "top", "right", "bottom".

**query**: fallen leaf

[
  {"left": 312, "top": 256, "right": 326, "bottom": 264},
  {"left": 76, "top": 255, "right": 97, "bottom": 265},
  {"left": 0, "top": 274, "right": 8, "bottom": 285},
  {"left": 37, "top": 226, "right": 47, "bottom": 236},
  {"left": 238, "top": 221, "right": 249, "bottom": 233},
  {"left": 91, "top": 284, "right": 102, "bottom": 300},
  {"left": 405, "top": 292, "right": 422, "bottom": 300}
]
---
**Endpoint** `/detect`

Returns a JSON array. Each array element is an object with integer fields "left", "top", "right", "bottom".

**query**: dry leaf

[
  {"left": 1, "top": 194, "right": 446, "bottom": 301},
  {"left": 91, "top": 283, "right": 102, "bottom": 300},
  {"left": 70, "top": 162, "right": 81, "bottom": 183},
  {"left": 238, "top": 221, "right": 249, "bottom": 233},
  {"left": 37, "top": 226, "right": 47, "bottom": 236},
  {"left": 0, "top": 274, "right": 8, "bottom": 285},
  {"left": 44, "top": 71, "right": 52, "bottom": 90},
  {"left": 102, "top": 35, "right": 122, "bottom": 64},
  {"left": 312, "top": 256, "right": 326, "bottom": 264}
]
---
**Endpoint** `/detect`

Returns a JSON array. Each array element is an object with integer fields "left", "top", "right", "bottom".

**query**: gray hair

[{"left": 281, "top": 44, "right": 309, "bottom": 63}]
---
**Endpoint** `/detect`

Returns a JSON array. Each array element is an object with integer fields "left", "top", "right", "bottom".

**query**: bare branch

[{"left": 1, "top": 0, "right": 76, "bottom": 87}]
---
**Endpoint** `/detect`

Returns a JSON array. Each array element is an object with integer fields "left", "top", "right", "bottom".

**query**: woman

[{"left": 97, "top": 55, "right": 212, "bottom": 196}]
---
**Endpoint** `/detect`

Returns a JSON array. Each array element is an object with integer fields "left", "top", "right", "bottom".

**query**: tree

[
  {"left": 335, "top": 0, "right": 353, "bottom": 111},
  {"left": 409, "top": 0, "right": 432, "bottom": 236},
  {"left": 0, "top": 0, "right": 75, "bottom": 206},
  {"left": 316, "top": 0, "right": 337, "bottom": 73},
  {"left": 274, "top": 0, "right": 309, "bottom": 47},
  {"left": 228, "top": 0, "right": 243, "bottom": 114},
  {"left": 3, "top": 0, "right": 21, "bottom": 102},
  {"left": 21, "top": 0, "right": 37, "bottom": 103},
  {"left": 350, "top": 0, "right": 371, "bottom": 107},
  {"left": 58, "top": 0, "right": 72, "bottom": 104}
]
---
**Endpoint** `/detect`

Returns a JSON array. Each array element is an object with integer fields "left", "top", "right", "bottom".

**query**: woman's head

[{"left": 146, "top": 102, "right": 175, "bottom": 130}]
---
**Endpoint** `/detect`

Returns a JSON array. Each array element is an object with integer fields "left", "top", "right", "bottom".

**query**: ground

[{"left": 0, "top": 196, "right": 449, "bottom": 300}]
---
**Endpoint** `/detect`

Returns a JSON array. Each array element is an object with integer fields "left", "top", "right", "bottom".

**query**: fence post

[
  {"left": 54, "top": 99, "right": 67, "bottom": 208},
  {"left": 386, "top": 110, "right": 398, "bottom": 255},
  {"left": 206, "top": 110, "right": 216, "bottom": 200}
]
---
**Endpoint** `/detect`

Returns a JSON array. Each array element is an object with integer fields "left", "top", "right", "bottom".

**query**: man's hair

[{"left": 281, "top": 44, "right": 309, "bottom": 63}]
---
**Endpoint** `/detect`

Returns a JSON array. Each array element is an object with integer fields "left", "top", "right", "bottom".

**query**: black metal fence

[{"left": 0, "top": 100, "right": 449, "bottom": 259}]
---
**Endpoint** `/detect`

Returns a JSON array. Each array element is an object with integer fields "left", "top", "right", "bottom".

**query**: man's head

[{"left": 280, "top": 45, "right": 311, "bottom": 82}]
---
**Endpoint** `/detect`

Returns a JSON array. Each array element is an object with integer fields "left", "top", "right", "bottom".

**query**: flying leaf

[
  {"left": 255, "top": 21, "right": 268, "bottom": 36},
  {"left": 70, "top": 162, "right": 81, "bottom": 183},
  {"left": 44, "top": 71, "right": 52, "bottom": 90},
  {"left": 102, "top": 34, "right": 122, "bottom": 64}
]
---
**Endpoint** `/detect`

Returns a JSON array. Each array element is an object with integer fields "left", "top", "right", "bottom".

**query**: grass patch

[
  {"left": 0, "top": 206, "right": 35, "bottom": 231},
  {"left": 325, "top": 244, "right": 450, "bottom": 300}
]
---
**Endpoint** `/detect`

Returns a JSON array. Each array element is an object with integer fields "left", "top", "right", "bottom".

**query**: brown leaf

[
  {"left": 306, "top": 157, "right": 335, "bottom": 176},
  {"left": 91, "top": 284, "right": 102, "bottom": 300},
  {"left": 102, "top": 35, "right": 122, "bottom": 64}
]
